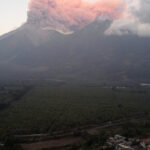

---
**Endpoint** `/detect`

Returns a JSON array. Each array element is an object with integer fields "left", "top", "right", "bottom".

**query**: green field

[{"left": 0, "top": 86, "right": 150, "bottom": 134}]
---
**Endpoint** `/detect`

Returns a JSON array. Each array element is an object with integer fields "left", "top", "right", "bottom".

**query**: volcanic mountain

[{"left": 0, "top": 21, "right": 150, "bottom": 85}]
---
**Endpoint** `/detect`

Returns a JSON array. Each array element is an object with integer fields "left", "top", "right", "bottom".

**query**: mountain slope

[{"left": 0, "top": 22, "right": 150, "bottom": 85}]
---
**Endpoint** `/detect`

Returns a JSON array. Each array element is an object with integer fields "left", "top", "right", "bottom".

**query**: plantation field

[{"left": 0, "top": 86, "right": 150, "bottom": 134}]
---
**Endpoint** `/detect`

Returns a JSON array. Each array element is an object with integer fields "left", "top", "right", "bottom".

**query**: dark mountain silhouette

[{"left": 0, "top": 21, "right": 150, "bottom": 85}]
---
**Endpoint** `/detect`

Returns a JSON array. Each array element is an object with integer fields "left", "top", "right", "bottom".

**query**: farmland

[{"left": 0, "top": 86, "right": 150, "bottom": 135}]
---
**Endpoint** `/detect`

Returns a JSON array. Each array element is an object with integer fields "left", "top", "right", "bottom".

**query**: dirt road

[{"left": 22, "top": 136, "right": 84, "bottom": 150}]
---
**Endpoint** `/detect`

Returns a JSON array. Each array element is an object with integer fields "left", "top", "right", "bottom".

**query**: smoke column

[{"left": 28, "top": 0, "right": 126, "bottom": 33}]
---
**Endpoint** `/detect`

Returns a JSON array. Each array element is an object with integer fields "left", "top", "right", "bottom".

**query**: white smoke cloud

[{"left": 105, "top": 0, "right": 150, "bottom": 37}]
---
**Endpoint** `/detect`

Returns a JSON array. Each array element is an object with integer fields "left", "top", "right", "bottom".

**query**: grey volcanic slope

[{"left": 0, "top": 21, "right": 150, "bottom": 84}]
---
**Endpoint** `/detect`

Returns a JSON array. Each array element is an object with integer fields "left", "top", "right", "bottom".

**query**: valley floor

[{"left": 0, "top": 84, "right": 150, "bottom": 149}]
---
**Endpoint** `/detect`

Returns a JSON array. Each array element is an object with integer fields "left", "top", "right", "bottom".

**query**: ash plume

[{"left": 27, "top": 0, "right": 125, "bottom": 34}]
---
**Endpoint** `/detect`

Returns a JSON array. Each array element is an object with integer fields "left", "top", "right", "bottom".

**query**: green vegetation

[
  {"left": 0, "top": 86, "right": 150, "bottom": 135},
  {"left": 0, "top": 85, "right": 31, "bottom": 110}
]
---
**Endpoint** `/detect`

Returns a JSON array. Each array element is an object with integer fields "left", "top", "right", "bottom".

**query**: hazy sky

[
  {"left": 0, "top": 0, "right": 150, "bottom": 37},
  {"left": 0, "top": 0, "right": 29, "bottom": 36}
]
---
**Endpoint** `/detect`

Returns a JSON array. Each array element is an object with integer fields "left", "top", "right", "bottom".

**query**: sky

[
  {"left": 0, "top": 0, "right": 150, "bottom": 37},
  {"left": 0, "top": 0, "right": 29, "bottom": 36}
]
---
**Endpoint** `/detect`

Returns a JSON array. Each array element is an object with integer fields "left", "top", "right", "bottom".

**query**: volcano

[{"left": 0, "top": 21, "right": 150, "bottom": 85}]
